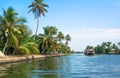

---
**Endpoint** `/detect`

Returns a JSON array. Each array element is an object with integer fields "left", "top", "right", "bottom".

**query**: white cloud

[
  {"left": 67, "top": 28, "right": 120, "bottom": 51},
  {"left": 70, "top": 28, "right": 120, "bottom": 40}
]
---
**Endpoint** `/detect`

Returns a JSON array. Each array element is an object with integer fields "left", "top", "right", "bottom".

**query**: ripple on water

[{"left": 1, "top": 54, "right": 120, "bottom": 78}]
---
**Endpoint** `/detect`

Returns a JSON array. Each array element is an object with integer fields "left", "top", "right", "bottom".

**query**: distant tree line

[{"left": 85, "top": 42, "right": 120, "bottom": 54}]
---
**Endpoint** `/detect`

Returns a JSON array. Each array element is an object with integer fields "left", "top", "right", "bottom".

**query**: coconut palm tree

[
  {"left": 1, "top": 7, "right": 33, "bottom": 55},
  {"left": 39, "top": 26, "right": 57, "bottom": 54},
  {"left": 0, "top": 7, "right": 21, "bottom": 54},
  {"left": 0, "top": 16, "right": 6, "bottom": 51},
  {"left": 39, "top": 35, "right": 56, "bottom": 54},
  {"left": 28, "top": 0, "right": 49, "bottom": 41},
  {"left": 65, "top": 34, "right": 71, "bottom": 46},
  {"left": 105, "top": 42, "right": 111, "bottom": 48},
  {"left": 57, "top": 31, "right": 64, "bottom": 43},
  {"left": 43, "top": 26, "right": 58, "bottom": 36},
  {"left": 14, "top": 17, "right": 32, "bottom": 45}
]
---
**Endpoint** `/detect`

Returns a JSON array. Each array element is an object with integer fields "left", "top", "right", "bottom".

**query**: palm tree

[
  {"left": 57, "top": 31, "right": 64, "bottom": 43},
  {"left": 112, "top": 43, "right": 118, "bottom": 53},
  {"left": 65, "top": 34, "right": 71, "bottom": 46},
  {"left": 14, "top": 17, "right": 32, "bottom": 45},
  {"left": 0, "top": 16, "right": 6, "bottom": 51},
  {"left": 28, "top": 0, "right": 49, "bottom": 41},
  {"left": 39, "top": 35, "right": 56, "bottom": 54},
  {"left": 43, "top": 26, "right": 57, "bottom": 36},
  {"left": 105, "top": 42, "right": 111, "bottom": 48},
  {"left": 39, "top": 26, "right": 57, "bottom": 54},
  {"left": 1, "top": 7, "right": 31, "bottom": 55},
  {"left": 0, "top": 7, "right": 20, "bottom": 54}
]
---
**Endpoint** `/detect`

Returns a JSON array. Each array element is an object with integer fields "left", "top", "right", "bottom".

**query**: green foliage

[
  {"left": 38, "top": 26, "right": 58, "bottom": 54},
  {"left": 57, "top": 43, "right": 71, "bottom": 53},
  {"left": 85, "top": 42, "right": 119, "bottom": 54},
  {"left": 18, "top": 42, "right": 39, "bottom": 55},
  {"left": 22, "top": 42, "right": 39, "bottom": 54},
  {"left": 85, "top": 45, "right": 94, "bottom": 50},
  {"left": 28, "top": 0, "right": 49, "bottom": 41},
  {"left": 38, "top": 26, "right": 72, "bottom": 54},
  {"left": 43, "top": 26, "right": 58, "bottom": 36},
  {"left": 28, "top": 0, "right": 49, "bottom": 18},
  {"left": 0, "top": 7, "right": 34, "bottom": 55},
  {"left": 65, "top": 34, "right": 71, "bottom": 46},
  {"left": 57, "top": 31, "right": 64, "bottom": 43},
  {"left": 1, "top": 7, "right": 21, "bottom": 54},
  {"left": 94, "top": 42, "right": 119, "bottom": 54},
  {"left": 18, "top": 46, "right": 30, "bottom": 55},
  {"left": 0, "top": 6, "right": 72, "bottom": 55}
]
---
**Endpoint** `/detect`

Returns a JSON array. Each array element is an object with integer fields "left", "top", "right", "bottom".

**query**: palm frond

[
  {"left": 11, "top": 27, "right": 21, "bottom": 34},
  {"left": 22, "top": 42, "right": 39, "bottom": 54},
  {"left": 9, "top": 31, "right": 19, "bottom": 48},
  {"left": 18, "top": 46, "right": 30, "bottom": 55}
]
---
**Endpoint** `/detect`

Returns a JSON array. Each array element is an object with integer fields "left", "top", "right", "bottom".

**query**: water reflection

[
  {"left": 0, "top": 54, "right": 120, "bottom": 78},
  {"left": 29, "top": 56, "right": 71, "bottom": 78},
  {"left": 0, "top": 56, "right": 71, "bottom": 78}
]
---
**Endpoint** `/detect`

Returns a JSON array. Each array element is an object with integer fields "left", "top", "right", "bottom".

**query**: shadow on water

[{"left": 0, "top": 54, "right": 120, "bottom": 78}]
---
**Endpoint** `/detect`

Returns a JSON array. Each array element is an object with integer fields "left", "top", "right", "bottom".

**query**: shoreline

[{"left": 0, "top": 54, "right": 66, "bottom": 64}]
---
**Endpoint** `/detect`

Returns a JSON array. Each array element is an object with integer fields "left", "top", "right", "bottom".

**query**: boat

[{"left": 84, "top": 49, "right": 95, "bottom": 55}]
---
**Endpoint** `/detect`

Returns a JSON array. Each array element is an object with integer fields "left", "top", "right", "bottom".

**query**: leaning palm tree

[
  {"left": 1, "top": 7, "right": 29, "bottom": 55},
  {"left": 1, "top": 7, "right": 20, "bottom": 54},
  {"left": 65, "top": 34, "right": 71, "bottom": 46},
  {"left": 0, "top": 16, "right": 6, "bottom": 51},
  {"left": 28, "top": 0, "right": 49, "bottom": 41}
]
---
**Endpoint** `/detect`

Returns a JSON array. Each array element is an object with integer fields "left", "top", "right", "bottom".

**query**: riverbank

[{"left": 0, "top": 54, "right": 66, "bottom": 64}]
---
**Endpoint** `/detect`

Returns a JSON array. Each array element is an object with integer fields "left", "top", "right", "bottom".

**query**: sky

[{"left": 0, "top": 0, "right": 120, "bottom": 51}]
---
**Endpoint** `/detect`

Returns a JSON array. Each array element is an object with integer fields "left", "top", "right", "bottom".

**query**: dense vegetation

[
  {"left": 0, "top": 0, "right": 72, "bottom": 55},
  {"left": 85, "top": 42, "right": 120, "bottom": 54}
]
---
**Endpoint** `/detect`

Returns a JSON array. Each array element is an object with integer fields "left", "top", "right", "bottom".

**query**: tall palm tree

[
  {"left": 57, "top": 31, "right": 64, "bottom": 43},
  {"left": 65, "top": 34, "right": 71, "bottom": 46},
  {"left": 28, "top": 0, "right": 49, "bottom": 41}
]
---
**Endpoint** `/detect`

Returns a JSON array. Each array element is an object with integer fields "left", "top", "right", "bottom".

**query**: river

[{"left": 0, "top": 54, "right": 120, "bottom": 78}]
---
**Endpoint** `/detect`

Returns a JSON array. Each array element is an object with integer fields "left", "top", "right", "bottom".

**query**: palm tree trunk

[
  {"left": 33, "top": 17, "right": 39, "bottom": 41},
  {"left": 3, "top": 37, "right": 9, "bottom": 54},
  {"left": 65, "top": 41, "right": 68, "bottom": 47},
  {"left": 41, "top": 48, "right": 46, "bottom": 54},
  {"left": 13, "top": 48, "right": 17, "bottom": 55}
]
